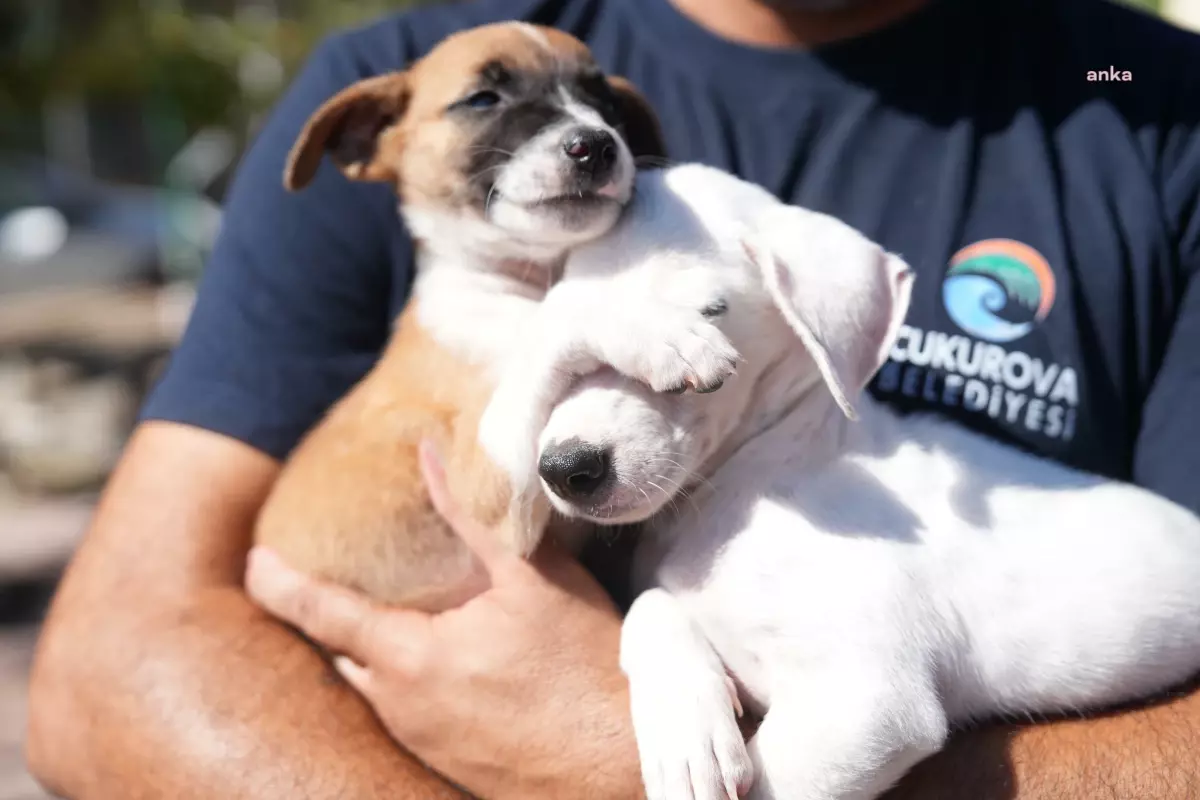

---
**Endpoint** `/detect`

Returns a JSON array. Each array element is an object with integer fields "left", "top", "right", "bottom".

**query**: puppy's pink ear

[
  {"left": 284, "top": 72, "right": 411, "bottom": 191},
  {"left": 743, "top": 206, "right": 913, "bottom": 420},
  {"left": 607, "top": 76, "right": 667, "bottom": 161}
]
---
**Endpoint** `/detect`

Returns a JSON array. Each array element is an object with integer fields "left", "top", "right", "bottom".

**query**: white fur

[
  {"left": 402, "top": 66, "right": 641, "bottom": 376},
  {"left": 480, "top": 163, "right": 1200, "bottom": 800},
  {"left": 413, "top": 265, "right": 548, "bottom": 377},
  {"left": 401, "top": 58, "right": 637, "bottom": 276},
  {"left": 477, "top": 256, "right": 740, "bottom": 520}
]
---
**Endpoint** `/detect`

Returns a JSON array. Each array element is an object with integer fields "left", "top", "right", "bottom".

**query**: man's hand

[{"left": 245, "top": 440, "right": 646, "bottom": 800}]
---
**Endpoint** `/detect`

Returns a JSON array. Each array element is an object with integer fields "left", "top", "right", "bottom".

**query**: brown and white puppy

[{"left": 254, "top": 23, "right": 665, "bottom": 611}]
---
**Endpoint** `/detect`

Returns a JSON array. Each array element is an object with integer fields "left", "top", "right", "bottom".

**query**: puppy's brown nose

[
  {"left": 539, "top": 440, "right": 611, "bottom": 500},
  {"left": 563, "top": 129, "right": 617, "bottom": 184}
]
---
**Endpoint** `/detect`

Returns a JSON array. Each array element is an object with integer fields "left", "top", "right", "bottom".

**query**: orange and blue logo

[{"left": 941, "top": 239, "right": 1056, "bottom": 343}]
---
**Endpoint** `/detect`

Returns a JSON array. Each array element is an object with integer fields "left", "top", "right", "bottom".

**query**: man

[{"left": 25, "top": 0, "right": 1200, "bottom": 797}]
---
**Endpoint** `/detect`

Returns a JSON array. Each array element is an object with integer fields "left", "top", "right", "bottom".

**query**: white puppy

[{"left": 480, "top": 163, "right": 1200, "bottom": 800}]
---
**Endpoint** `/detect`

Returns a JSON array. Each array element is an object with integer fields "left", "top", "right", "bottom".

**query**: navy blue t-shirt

[{"left": 142, "top": 0, "right": 1200, "bottom": 515}]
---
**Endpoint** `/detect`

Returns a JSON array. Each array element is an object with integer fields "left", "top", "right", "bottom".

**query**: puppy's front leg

[
  {"left": 479, "top": 279, "right": 739, "bottom": 493},
  {"left": 478, "top": 283, "right": 607, "bottom": 497},
  {"left": 621, "top": 589, "right": 754, "bottom": 800},
  {"left": 745, "top": 667, "right": 948, "bottom": 800}
]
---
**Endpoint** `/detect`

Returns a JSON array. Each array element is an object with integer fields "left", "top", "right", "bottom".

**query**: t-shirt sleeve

[
  {"left": 139, "top": 31, "right": 412, "bottom": 461},
  {"left": 1131, "top": 112, "right": 1200, "bottom": 514}
]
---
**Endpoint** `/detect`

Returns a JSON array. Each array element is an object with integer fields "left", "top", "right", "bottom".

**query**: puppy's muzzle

[
  {"left": 538, "top": 439, "right": 611, "bottom": 500},
  {"left": 563, "top": 128, "right": 618, "bottom": 189}
]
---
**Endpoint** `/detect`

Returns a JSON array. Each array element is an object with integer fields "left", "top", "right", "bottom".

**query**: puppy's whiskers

[
  {"left": 650, "top": 454, "right": 715, "bottom": 496},
  {"left": 484, "top": 184, "right": 499, "bottom": 217},
  {"left": 467, "top": 145, "right": 519, "bottom": 158},
  {"left": 650, "top": 474, "right": 695, "bottom": 516},
  {"left": 634, "top": 155, "right": 674, "bottom": 170},
  {"left": 618, "top": 474, "right": 653, "bottom": 511},
  {"left": 644, "top": 456, "right": 711, "bottom": 516},
  {"left": 465, "top": 163, "right": 509, "bottom": 184},
  {"left": 645, "top": 477, "right": 686, "bottom": 517}
]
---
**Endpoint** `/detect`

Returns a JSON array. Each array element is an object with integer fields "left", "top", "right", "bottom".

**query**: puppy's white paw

[
  {"left": 629, "top": 666, "right": 754, "bottom": 800},
  {"left": 598, "top": 309, "right": 740, "bottom": 395},
  {"left": 478, "top": 388, "right": 539, "bottom": 490}
]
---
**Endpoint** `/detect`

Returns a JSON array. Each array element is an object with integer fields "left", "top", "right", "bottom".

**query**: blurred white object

[
  {"left": 0, "top": 495, "right": 94, "bottom": 581},
  {"left": 162, "top": 130, "right": 228, "bottom": 282},
  {"left": 239, "top": 49, "right": 286, "bottom": 99},
  {"left": 0, "top": 358, "right": 133, "bottom": 496},
  {"left": 1163, "top": 0, "right": 1200, "bottom": 31},
  {"left": 0, "top": 286, "right": 192, "bottom": 354},
  {"left": 165, "top": 127, "right": 238, "bottom": 192},
  {"left": 156, "top": 281, "right": 199, "bottom": 336},
  {"left": 0, "top": 208, "right": 69, "bottom": 264}
]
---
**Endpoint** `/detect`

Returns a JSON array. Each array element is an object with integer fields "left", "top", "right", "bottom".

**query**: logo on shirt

[
  {"left": 875, "top": 238, "right": 1079, "bottom": 443},
  {"left": 941, "top": 239, "right": 1056, "bottom": 343}
]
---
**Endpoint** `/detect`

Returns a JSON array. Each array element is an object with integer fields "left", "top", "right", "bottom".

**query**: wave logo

[{"left": 941, "top": 239, "right": 1056, "bottom": 343}]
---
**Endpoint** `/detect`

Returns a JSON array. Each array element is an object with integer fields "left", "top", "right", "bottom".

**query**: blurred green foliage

[
  {"left": 0, "top": 0, "right": 1171, "bottom": 182},
  {"left": 0, "top": 1, "right": 427, "bottom": 163},
  {"left": 0, "top": 0, "right": 1172, "bottom": 128}
]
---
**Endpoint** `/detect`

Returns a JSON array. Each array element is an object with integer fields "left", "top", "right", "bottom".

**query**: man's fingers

[
  {"left": 418, "top": 439, "right": 511, "bottom": 571},
  {"left": 246, "top": 547, "right": 425, "bottom": 665},
  {"left": 333, "top": 655, "right": 373, "bottom": 696}
]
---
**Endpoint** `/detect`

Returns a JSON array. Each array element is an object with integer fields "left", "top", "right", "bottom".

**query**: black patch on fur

[
  {"left": 462, "top": 99, "right": 564, "bottom": 206},
  {"left": 451, "top": 61, "right": 630, "bottom": 210},
  {"left": 479, "top": 60, "right": 513, "bottom": 88},
  {"left": 566, "top": 69, "right": 621, "bottom": 126}
]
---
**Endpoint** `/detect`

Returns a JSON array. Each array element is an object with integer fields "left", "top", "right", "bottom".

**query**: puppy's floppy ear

[
  {"left": 607, "top": 76, "right": 668, "bottom": 161},
  {"left": 743, "top": 205, "right": 913, "bottom": 420},
  {"left": 284, "top": 72, "right": 411, "bottom": 191}
]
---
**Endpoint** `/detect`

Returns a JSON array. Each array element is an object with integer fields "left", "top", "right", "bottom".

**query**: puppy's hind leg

[{"left": 745, "top": 666, "right": 948, "bottom": 800}]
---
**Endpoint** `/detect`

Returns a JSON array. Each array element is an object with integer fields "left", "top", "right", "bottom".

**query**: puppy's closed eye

[
  {"left": 701, "top": 299, "right": 729, "bottom": 318},
  {"left": 452, "top": 90, "right": 503, "bottom": 111}
]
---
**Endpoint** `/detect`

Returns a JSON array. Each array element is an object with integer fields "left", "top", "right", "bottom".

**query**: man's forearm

[
  {"left": 29, "top": 585, "right": 467, "bottom": 800},
  {"left": 885, "top": 681, "right": 1200, "bottom": 800},
  {"left": 25, "top": 424, "right": 468, "bottom": 799}
]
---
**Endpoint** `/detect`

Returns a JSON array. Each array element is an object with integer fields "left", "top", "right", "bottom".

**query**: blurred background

[
  {"left": 1, "top": 2, "right": 436, "bottom": 796},
  {"left": 0, "top": 0, "right": 1190, "bottom": 797}
]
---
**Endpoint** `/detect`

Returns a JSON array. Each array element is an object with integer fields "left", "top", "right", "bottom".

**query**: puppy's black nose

[
  {"left": 563, "top": 128, "right": 617, "bottom": 183},
  {"left": 538, "top": 440, "right": 611, "bottom": 500}
]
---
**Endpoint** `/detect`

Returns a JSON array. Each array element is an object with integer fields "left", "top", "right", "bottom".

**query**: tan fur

[
  {"left": 256, "top": 312, "right": 546, "bottom": 610},
  {"left": 284, "top": 24, "right": 664, "bottom": 200},
  {"left": 257, "top": 23, "right": 660, "bottom": 610}
]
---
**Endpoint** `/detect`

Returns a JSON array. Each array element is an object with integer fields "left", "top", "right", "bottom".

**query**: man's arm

[
  {"left": 884, "top": 688, "right": 1200, "bottom": 800},
  {"left": 26, "top": 422, "right": 467, "bottom": 799},
  {"left": 23, "top": 22, "right": 467, "bottom": 797}
]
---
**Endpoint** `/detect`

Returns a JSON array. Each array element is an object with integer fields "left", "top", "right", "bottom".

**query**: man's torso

[{"left": 351, "top": 0, "right": 1200, "bottom": 482}]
